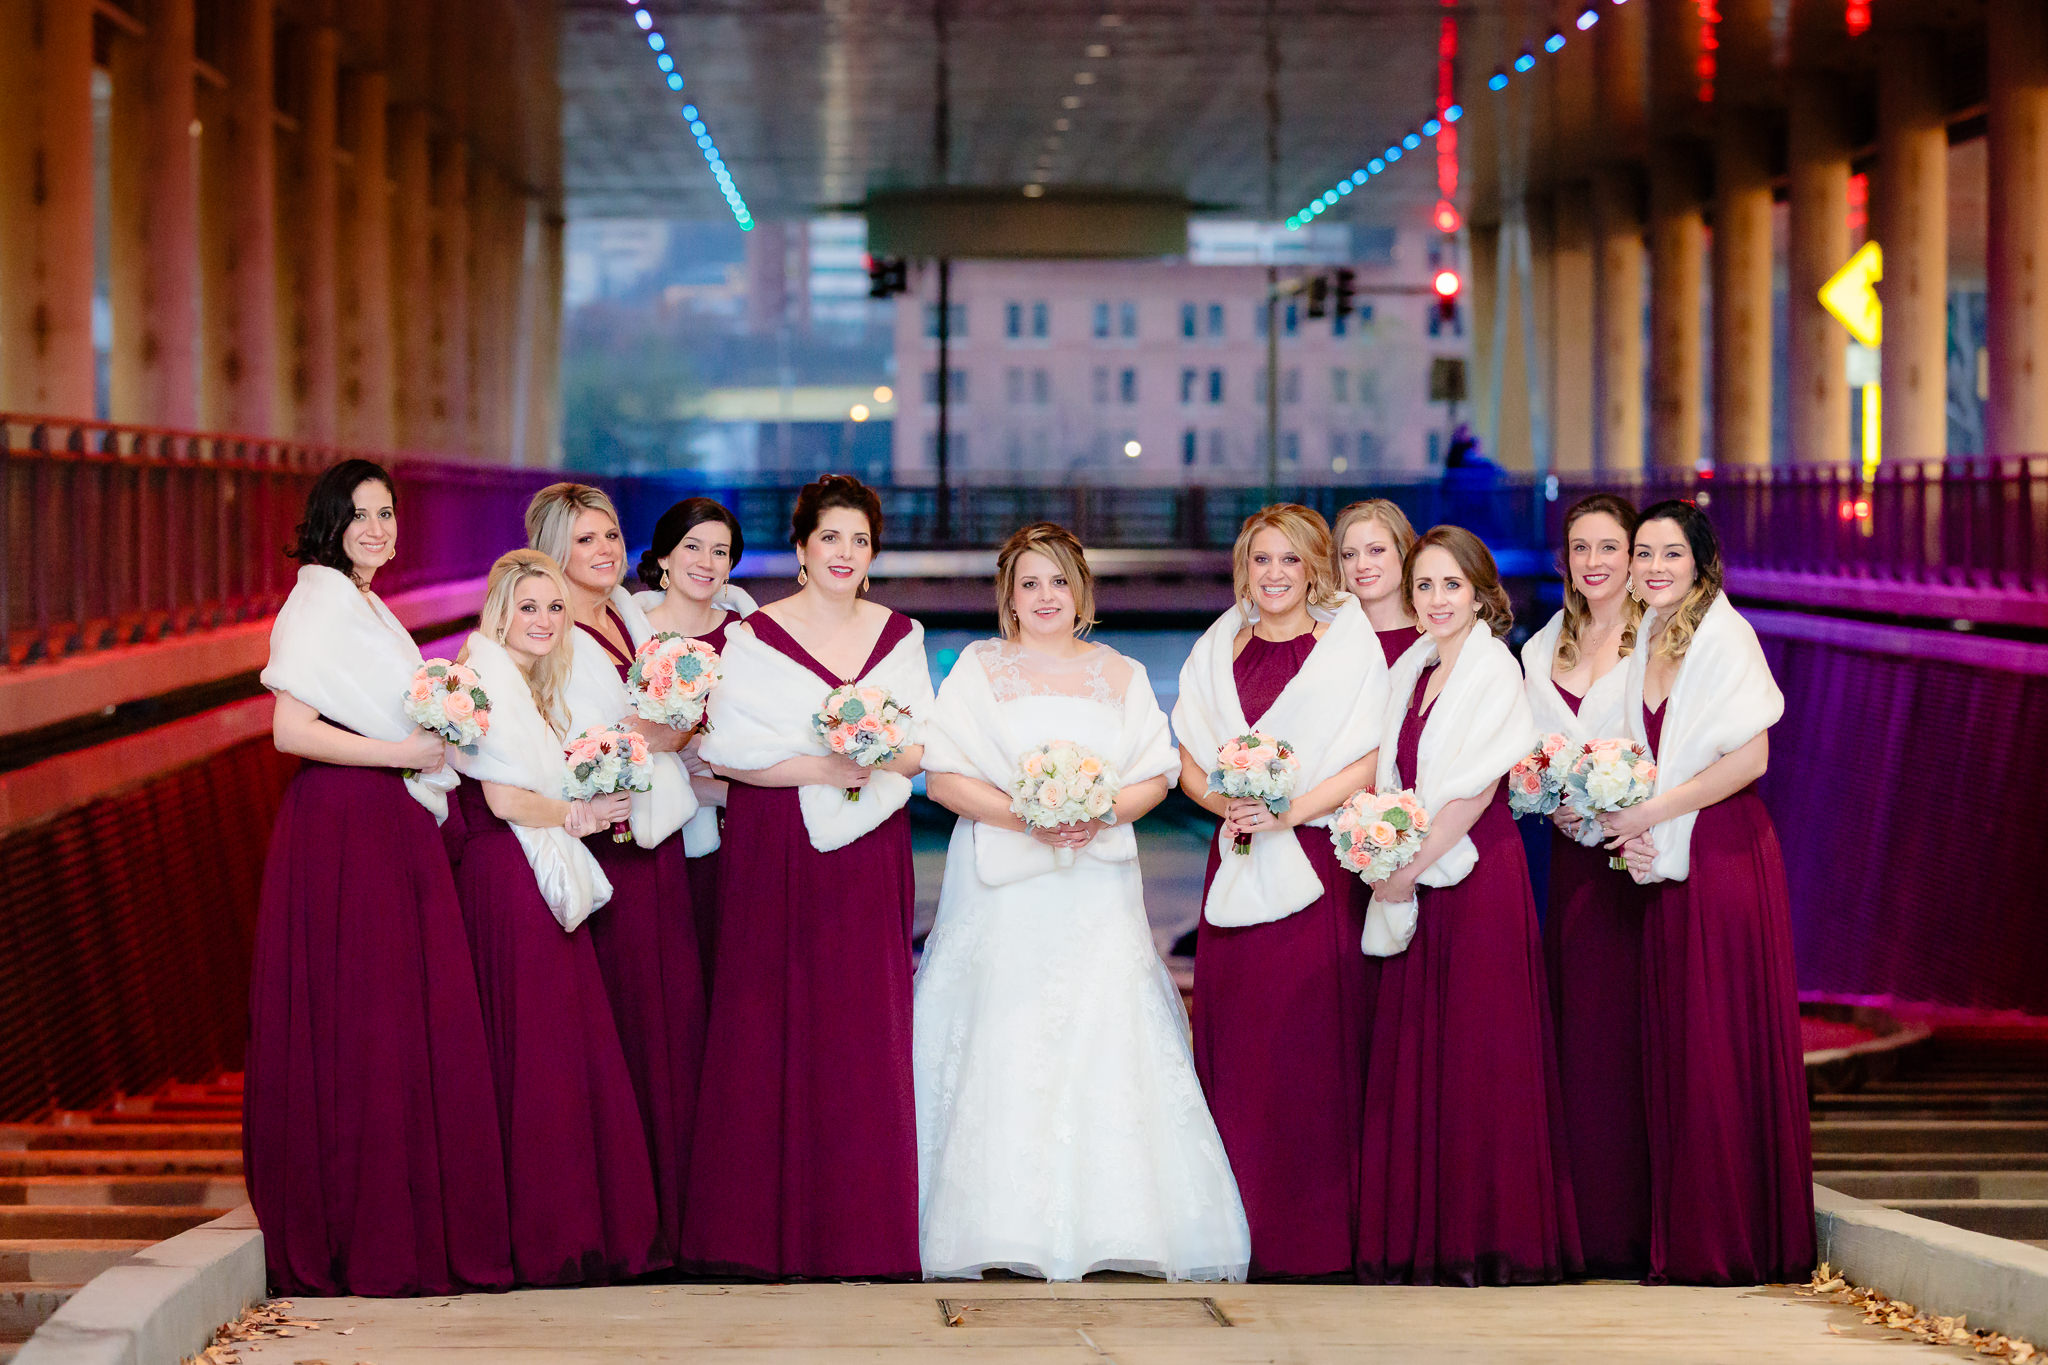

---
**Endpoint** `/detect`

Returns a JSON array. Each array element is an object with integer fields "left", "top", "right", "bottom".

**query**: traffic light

[
  {"left": 866, "top": 255, "right": 908, "bottom": 298},
  {"left": 1305, "top": 274, "right": 1331, "bottom": 320},
  {"left": 1430, "top": 268, "right": 1462, "bottom": 337},
  {"left": 1332, "top": 267, "right": 1357, "bottom": 321}
]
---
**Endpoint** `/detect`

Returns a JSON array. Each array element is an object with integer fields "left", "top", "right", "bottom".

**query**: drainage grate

[{"left": 937, "top": 1297, "right": 1232, "bottom": 1329}]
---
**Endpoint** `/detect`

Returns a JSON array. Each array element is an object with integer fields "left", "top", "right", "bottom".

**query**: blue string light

[
  {"left": 1286, "top": 1, "right": 1623, "bottom": 230},
  {"left": 626, "top": 4, "right": 752, "bottom": 230}
]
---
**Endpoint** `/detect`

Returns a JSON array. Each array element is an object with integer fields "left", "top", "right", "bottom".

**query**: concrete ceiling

[{"left": 560, "top": 0, "right": 1471, "bottom": 223}]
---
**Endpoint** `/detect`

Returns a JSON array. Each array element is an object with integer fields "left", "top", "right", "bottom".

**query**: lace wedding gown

[{"left": 913, "top": 640, "right": 1251, "bottom": 1282}]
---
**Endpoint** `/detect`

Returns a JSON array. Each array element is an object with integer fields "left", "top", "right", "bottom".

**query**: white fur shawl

[
  {"left": 1363, "top": 628, "right": 1536, "bottom": 956},
  {"left": 698, "top": 614, "right": 934, "bottom": 853},
  {"left": 563, "top": 586, "right": 698, "bottom": 851},
  {"left": 630, "top": 583, "right": 758, "bottom": 857},
  {"left": 451, "top": 633, "right": 614, "bottom": 932},
  {"left": 1520, "top": 609, "right": 1631, "bottom": 743},
  {"left": 1172, "top": 596, "right": 1389, "bottom": 928},
  {"left": 260, "top": 565, "right": 458, "bottom": 822},
  {"left": 1622, "top": 594, "right": 1784, "bottom": 883},
  {"left": 922, "top": 640, "right": 1177, "bottom": 887}
]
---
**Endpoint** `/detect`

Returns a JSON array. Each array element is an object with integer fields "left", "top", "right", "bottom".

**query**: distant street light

[
  {"left": 873, "top": 385, "right": 894, "bottom": 404},
  {"left": 1123, "top": 440, "right": 1141, "bottom": 458},
  {"left": 850, "top": 404, "right": 871, "bottom": 422}
]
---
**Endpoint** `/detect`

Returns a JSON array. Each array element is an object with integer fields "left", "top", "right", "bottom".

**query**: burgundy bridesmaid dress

[
  {"left": 245, "top": 753, "right": 513, "bottom": 1296},
  {"left": 1356, "top": 665, "right": 1581, "bottom": 1286},
  {"left": 1639, "top": 700, "right": 1816, "bottom": 1285},
  {"left": 1376, "top": 624, "right": 1420, "bottom": 671},
  {"left": 684, "top": 612, "right": 735, "bottom": 967},
  {"left": 1193, "top": 631, "right": 1372, "bottom": 1280},
  {"left": 1542, "top": 683, "right": 1653, "bottom": 1278},
  {"left": 576, "top": 613, "right": 708, "bottom": 1264},
  {"left": 451, "top": 778, "right": 665, "bottom": 1286},
  {"left": 678, "top": 612, "right": 921, "bottom": 1280}
]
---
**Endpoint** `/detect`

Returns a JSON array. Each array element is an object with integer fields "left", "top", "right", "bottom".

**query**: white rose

[
  {"left": 1084, "top": 787, "right": 1112, "bottom": 817},
  {"left": 1584, "top": 764, "right": 1631, "bottom": 808}
]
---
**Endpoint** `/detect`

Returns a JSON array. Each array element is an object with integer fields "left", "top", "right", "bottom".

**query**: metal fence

[{"left": 7, "top": 410, "right": 2046, "bottom": 669}]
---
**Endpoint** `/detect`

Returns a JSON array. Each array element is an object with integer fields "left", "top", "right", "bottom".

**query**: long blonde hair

[
  {"left": 477, "top": 549, "right": 575, "bottom": 735},
  {"left": 1556, "top": 493, "right": 1643, "bottom": 669},
  {"left": 1231, "top": 504, "right": 1344, "bottom": 624},
  {"left": 525, "top": 482, "right": 622, "bottom": 585},
  {"left": 994, "top": 522, "right": 1097, "bottom": 639}
]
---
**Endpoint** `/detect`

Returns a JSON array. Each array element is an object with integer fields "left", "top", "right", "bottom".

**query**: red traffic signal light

[{"left": 1432, "top": 268, "right": 1462, "bottom": 299}]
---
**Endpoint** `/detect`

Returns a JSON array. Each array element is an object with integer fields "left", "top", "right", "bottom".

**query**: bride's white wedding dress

[{"left": 913, "top": 639, "right": 1251, "bottom": 1282}]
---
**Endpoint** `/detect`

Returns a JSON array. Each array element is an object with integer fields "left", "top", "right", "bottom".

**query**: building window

[
  {"left": 1032, "top": 301, "right": 1049, "bottom": 338},
  {"left": 1182, "top": 428, "right": 1198, "bottom": 465},
  {"left": 1180, "top": 368, "right": 1198, "bottom": 404},
  {"left": 1255, "top": 306, "right": 1267, "bottom": 339},
  {"left": 1329, "top": 431, "right": 1348, "bottom": 464},
  {"left": 923, "top": 303, "right": 967, "bottom": 338},
  {"left": 1207, "top": 303, "right": 1225, "bottom": 337},
  {"left": 1032, "top": 368, "right": 1050, "bottom": 404},
  {"left": 1119, "top": 301, "right": 1138, "bottom": 338},
  {"left": 1119, "top": 367, "right": 1137, "bottom": 403},
  {"left": 1284, "top": 302, "right": 1299, "bottom": 336},
  {"left": 1283, "top": 367, "right": 1300, "bottom": 404},
  {"left": 1207, "top": 368, "right": 1224, "bottom": 403},
  {"left": 923, "top": 368, "right": 967, "bottom": 403},
  {"left": 1207, "top": 428, "right": 1226, "bottom": 466},
  {"left": 1282, "top": 430, "right": 1300, "bottom": 464},
  {"left": 1006, "top": 367, "right": 1024, "bottom": 405},
  {"left": 1359, "top": 430, "right": 1384, "bottom": 467},
  {"left": 1181, "top": 303, "right": 1198, "bottom": 339},
  {"left": 1092, "top": 366, "right": 1110, "bottom": 404},
  {"left": 1092, "top": 301, "right": 1111, "bottom": 339},
  {"left": 1332, "top": 368, "right": 1349, "bottom": 404},
  {"left": 1332, "top": 310, "right": 1349, "bottom": 338},
  {"left": 1005, "top": 302, "right": 1022, "bottom": 339}
]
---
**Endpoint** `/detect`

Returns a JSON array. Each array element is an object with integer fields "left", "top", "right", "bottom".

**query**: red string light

[
  {"left": 1696, "top": 0, "right": 1721, "bottom": 102},
  {"left": 1435, "top": 0, "right": 1460, "bottom": 232},
  {"left": 1845, "top": 1, "right": 1872, "bottom": 38}
]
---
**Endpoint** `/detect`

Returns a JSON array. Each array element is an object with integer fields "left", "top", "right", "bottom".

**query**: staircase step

[
  {"left": 1809, "top": 1120, "right": 2048, "bottom": 1154},
  {"left": 1818, "top": 1171, "right": 2048, "bottom": 1200},
  {"left": 0, "top": 1126, "right": 239, "bottom": 1152},
  {"left": 1811, "top": 1093, "right": 2048, "bottom": 1114},
  {"left": 0, "top": 1206, "right": 225, "bottom": 1240},
  {"left": 0, "top": 1282, "right": 80, "bottom": 1339},
  {"left": 1812, "top": 1151, "right": 2048, "bottom": 1171},
  {"left": 0, "top": 1241, "right": 151, "bottom": 1283},
  {"left": 0, "top": 1150, "right": 240, "bottom": 1179},
  {"left": 1877, "top": 1199, "right": 2048, "bottom": 1240},
  {"left": 0, "top": 1175, "right": 245, "bottom": 1207}
]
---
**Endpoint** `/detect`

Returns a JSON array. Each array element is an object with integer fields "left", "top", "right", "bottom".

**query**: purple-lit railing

[{"left": 7, "top": 411, "right": 2047, "bottom": 669}]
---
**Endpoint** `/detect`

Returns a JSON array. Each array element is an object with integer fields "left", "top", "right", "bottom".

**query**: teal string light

[{"left": 627, "top": 4, "right": 752, "bottom": 229}]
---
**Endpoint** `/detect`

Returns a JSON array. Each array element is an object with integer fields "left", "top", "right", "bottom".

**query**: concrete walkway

[{"left": 229, "top": 1278, "right": 1982, "bottom": 1363}]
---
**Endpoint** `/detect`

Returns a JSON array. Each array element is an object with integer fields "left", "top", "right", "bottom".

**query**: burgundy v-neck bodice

[
  {"left": 577, "top": 606, "right": 636, "bottom": 683},
  {"left": 1394, "top": 663, "right": 1439, "bottom": 787},
  {"left": 1555, "top": 682, "right": 1584, "bottom": 717},
  {"left": 1642, "top": 699, "right": 1667, "bottom": 757},
  {"left": 748, "top": 610, "right": 911, "bottom": 687}
]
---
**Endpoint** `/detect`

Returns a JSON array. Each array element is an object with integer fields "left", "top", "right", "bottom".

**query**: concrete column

[
  {"left": 1987, "top": 0, "right": 2048, "bottom": 456},
  {"left": 108, "top": 0, "right": 200, "bottom": 427},
  {"left": 389, "top": 105, "right": 434, "bottom": 449},
  {"left": 1788, "top": 76, "right": 1853, "bottom": 465},
  {"left": 523, "top": 210, "right": 564, "bottom": 467},
  {"left": 467, "top": 163, "right": 509, "bottom": 459},
  {"left": 1875, "top": 34, "right": 1950, "bottom": 463},
  {"left": 1649, "top": 153, "right": 1706, "bottom": 471},
  {"left": 0, "top": 0, "right": 96, "bottom": 416},
  {"left": 281, "top": 23, "right": 341, "bottom": 442},
  {"left": 1592, "top": 169, "right": 1645, "bottom": 474},
  {"left": 1594, "top": 0, "right": 1649, "bottom": 158},
  {"left": 1469, "top": 221, "right": 1502, "bottom": 459},
  {"left": 339, "top": 69, "right": 395, "bottom": 448},
  {"left": 1712, "top": 111, "right": 1776, "bottom": 466},
  {"left": 431, "top": 136, "right": 472, "bottom": 454},
  {"left": 199, "top": 0, "right": 278, "bottom": 435},
  {"left": 1551, "top": 183, "right": 1597, "bottom": 473}
]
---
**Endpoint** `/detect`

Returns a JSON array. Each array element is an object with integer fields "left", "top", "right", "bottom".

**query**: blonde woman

[
  {"left": 915, "top": 523, "right": 1249, "bottom": 1283},
  {"left": 450, "top": 549, "right": 664, "bottom": 1286},
  {"left": 1172, "top": 505, "right": 1388, "bottom": 1279},
  {"left": 1606, "top": 500, "right": 1813, "bottom": 1285},
  {"left": 1334, "top": 499, "right": 1420, "bottom": 667}
]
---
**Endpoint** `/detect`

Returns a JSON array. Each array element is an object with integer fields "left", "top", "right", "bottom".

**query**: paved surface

[{"left": 226, "top": 1278, "right": 1984, "bottom": 1363}]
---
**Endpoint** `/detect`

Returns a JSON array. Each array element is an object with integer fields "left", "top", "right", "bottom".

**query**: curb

[
  {"left": 13, "top": 1206, "right": 264, "bottom": 1365},
  {"left": 1815, "top": 1183, "right": 2048, "bottom": 1345}
]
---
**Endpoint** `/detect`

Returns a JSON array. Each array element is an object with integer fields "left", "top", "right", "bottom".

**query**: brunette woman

[{"left": 1334, "top": 498, "right": 1420, "bottom": 669}]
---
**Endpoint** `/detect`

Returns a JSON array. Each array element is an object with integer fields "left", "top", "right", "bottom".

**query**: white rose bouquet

[
  {"left": 1008, "top": 740, "right": 1122, "bottom": 868},
  {"left": 1558, "top": 737, "right": 1658, "bottom": 869}
]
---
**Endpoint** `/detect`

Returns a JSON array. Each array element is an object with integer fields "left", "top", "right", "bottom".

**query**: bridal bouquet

[
  {"left": 1207, "top": 731, "right": 1299, "bottom": 855},
  {"left": 627, "top": 632, "right": 721, "bottom": 732},
  {"left": 1558, "top": 737, "right": 1658, "bottom": 868},
  {"left": 403, "top": 659, "right": 491, "bottom": 751},
  {"left": 564, "top": 724, "right": 654, "bottom": 843},
  {"left": 1009, "top": 740, "right": 1121, "bottom": 867},
  {"left": 1331, "top": 788, "right": 1432, "bottom": 885},
  {"left": 813, "top": 684, "right": 912, "bottom": 802},
  {"left": 1506, "top": 732, "right": 1574, "bottom": 819}
]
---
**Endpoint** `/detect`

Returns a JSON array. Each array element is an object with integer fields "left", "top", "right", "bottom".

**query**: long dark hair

[
  {"left": 1635, "top": 498, "right": 1724, "bottom": 660},
  {"left": 288, "top": 459, "right": 394, "bottom": 580},
  {"left": 637, "top": 497, "right": 745, "bottom": 590}
]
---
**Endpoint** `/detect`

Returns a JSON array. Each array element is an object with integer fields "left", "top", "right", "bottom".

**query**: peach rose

[
  {"left": 1077, "top": 754, "right": 1104, "bottom": 778},
  {"left": 1366, "top": 820, "right": 1399, "bottom": 848},
  {"left": 443, "top": 689, "right": 476, "bottom": 721},
  {"left": 408, "top": 677, "right": 434, "bottom": 702},
  {"left": 827, "top": 728, "right": 852, "bottom": 753},
  {"left": 1022, "top": 752, "right": 1045, "bottom": 777}
]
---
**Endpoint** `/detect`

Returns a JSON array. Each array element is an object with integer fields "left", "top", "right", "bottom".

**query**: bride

[{"left": 913, "top": 522, "right": 1251, "bottom": 1282}]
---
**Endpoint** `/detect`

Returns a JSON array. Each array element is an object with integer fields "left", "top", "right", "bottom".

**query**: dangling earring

[
  {"left": 660, "top": 568, "right": 671, "bottom": 590},
  {"left": 861, "top": 574, "right": 871, "bottom": 594},
  {"left": 496, "top": 626, "right": 508, "bottom": 644},
  {"left": 797, "top": 565, "right": 809, "bottom": 587}
]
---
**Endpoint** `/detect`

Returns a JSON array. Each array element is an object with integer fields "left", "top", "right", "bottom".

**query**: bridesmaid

[
  {"left": 1356, "top": 526, "right": 1579, "bottom": 1286},
  {"left": 450, "top": 549, "right": 664, "bottom": 1286},
  {"left": 1173, "top": 505, "right": 1388, "bottom": 1280},
  {"left": 1521, "top": 493, "right": 1652, "bottom": 1278},
  {"left": 682, "top": 474, "right": 933, "bottom": 1279},
  {"left": 1334, "top": 498, "right": 1420, "bottom": 668},
  {"left": 247, "top": 459, "right": 511, "bottom": 1296},
  {"left": 632, "top": 496, "right": 755, "bottom": 964},
  {"left": 527, "top": 483, "right": 708, "bottom": 1265},
  {"left": 1605, "top": 501, "right": 1816, "bottom": 1285}
]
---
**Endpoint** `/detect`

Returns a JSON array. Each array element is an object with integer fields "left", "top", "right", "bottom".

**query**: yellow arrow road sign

[{"left": 1821, "top": 240, "right": 1883, "bottom": 348}]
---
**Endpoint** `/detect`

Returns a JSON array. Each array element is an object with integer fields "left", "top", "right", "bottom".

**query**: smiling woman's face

[
  {"left": 1246, "top": 527, "right": 1309, "bottom": 617},
  {"left": 1009, "top": 548, "right": 1078, "bottom": 642},
  {"left": 1567, "top": 511, "right": 1631, "bottom": 608},
  {"left": 504, "top": 573, "right": 567, "bottom": 666},
  {"left": 1408, "top": 544, "right": 1478, "bottom": 644},
  {"left": 342, "top": 480, "right": 396, "bottom": 579},
  {"left": 562, "top": 508, "right": 625, "bottom": 596},
  {"left": 660, "top": 519, "right": 733, "bottom": 604},
  {"left": 798, "top": 506, "right": 874, "bottom": 595},
  {"left": 1631, "top": 518, "right": 1696, "bottom": 611},
  {"left": 1339, "top": 519, "right": 1403, "bottom": 605}
]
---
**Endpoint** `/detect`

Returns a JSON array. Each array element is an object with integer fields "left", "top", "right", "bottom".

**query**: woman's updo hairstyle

[
  {"left": 637, "top": 496, "right": 745, "bottom": 590},
  {"left": 289, "top": 458, "right": 394, "bottom": 580},
  {"left": 1402, "top": 524, "right": 1514, "bottom": 638},
  {"left": 790, "top": 473, "right": 883, "bottom": 548}
]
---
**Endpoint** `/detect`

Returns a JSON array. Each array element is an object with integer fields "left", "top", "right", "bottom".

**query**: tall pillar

[
  {"left": 280, "top": 23, "right": 341, "bottom": 442},
  {"left": 467, "top": 163, "right": 509, "bottom": 459},
  {"left": 1593, "top": 167, "right": 1646, "bottom": 473},
  {"left": 523, "top": 209, "right": 564, "bottom": 467},
  {"left": 1788, "top": 76, "right": 1853, "bottom": 465},
  {"left": 1875, "top": 34, "right": 1950, "bottom": 463},
  {"left": 199, "top": 0, "right": 279, "bottom": 435},
  {"left": 431, "top": 136, "right": 472, "bottom": 454},
  {"left": 1649, "top": 154, "right": 1706, "bottom": 471},
  {"left": 1551, "top": 183, "right": 1597, "bottom": 473},
  {"left": 1712, "top": 111, "right": 1776, "bottom": 466},
  {"left": 1987, "top": 0, "right": 2048, "bottom": 456},
  {"left": 389, "top": 106, "right": 434, "bottom": 450},
  {"left": 339, "top": 69, "right": 395, "bottom": 448},
  {"left": 108, "top": 0, "right": 200, "bottom": 427},
  {"left": 1469, "top": 221, "right": 1503, "bottom": 459},
  {"left": 0, "top": 0, "right": 96, "bottom": 416}
]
